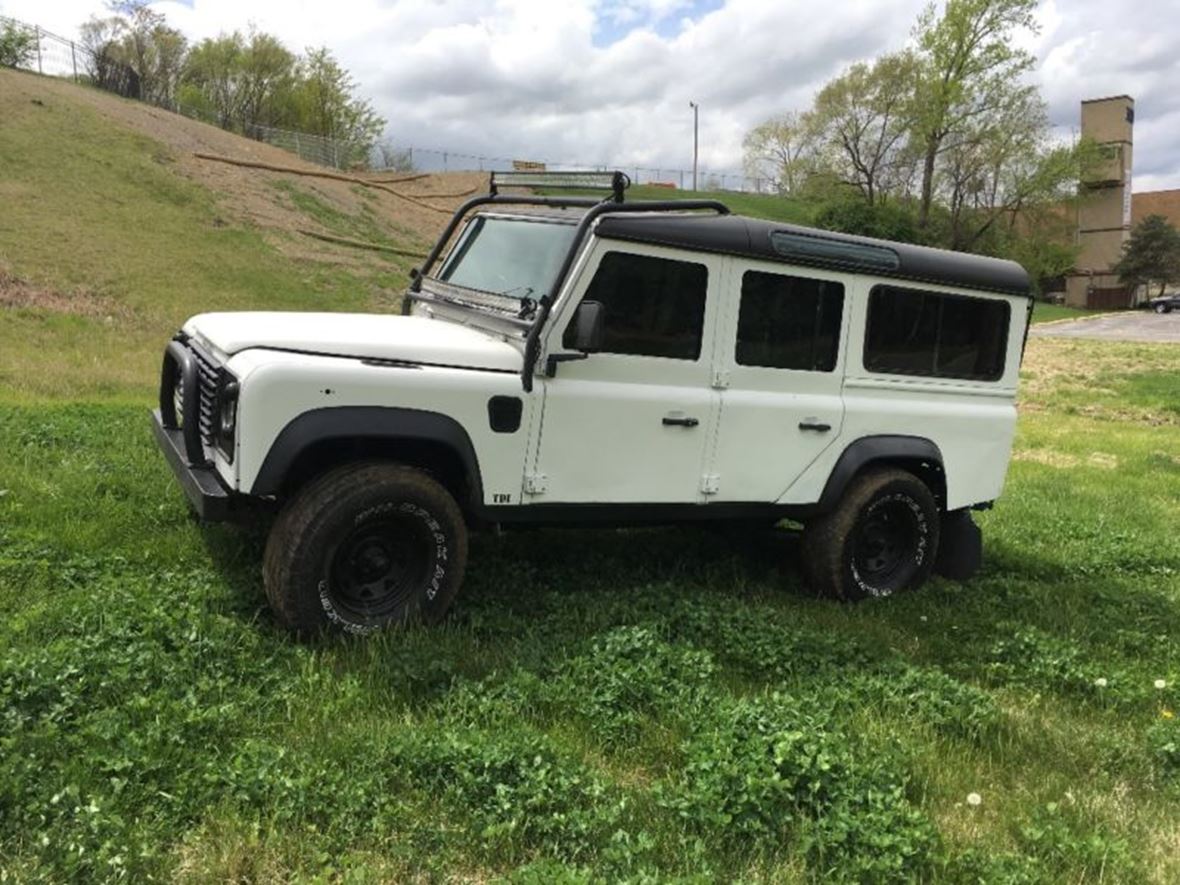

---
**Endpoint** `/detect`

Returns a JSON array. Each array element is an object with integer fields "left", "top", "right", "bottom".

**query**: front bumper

[{"left": 151, "top": 408, "right": 235, "bottom": 521}]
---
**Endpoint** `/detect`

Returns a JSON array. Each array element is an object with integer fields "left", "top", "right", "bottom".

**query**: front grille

[{"left": 190, "top": 344, "right": 220, "bottom": 449}]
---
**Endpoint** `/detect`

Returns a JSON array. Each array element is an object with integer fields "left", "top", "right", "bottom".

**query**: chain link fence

[
  {"left": 376, "top": 144, "right": 775, "bottom": 194},
  {"left": 4, "top": 14, "right": 773, "bottom": 191}
]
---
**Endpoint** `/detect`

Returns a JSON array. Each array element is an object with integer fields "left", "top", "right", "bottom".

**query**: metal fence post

[
  {"left": 70, "top": 40, "right": 77, "bottom": 82},
  {"left": 34, "top": 26, "right": 42, "bottom": 74}
]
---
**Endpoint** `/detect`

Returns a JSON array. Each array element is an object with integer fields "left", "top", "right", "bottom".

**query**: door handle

[
  {"left": 662, "top": 416, "right": 700, "bottom": 427},
  {"left": 798, "top": 421, "right": 831, "bottom": 432}
]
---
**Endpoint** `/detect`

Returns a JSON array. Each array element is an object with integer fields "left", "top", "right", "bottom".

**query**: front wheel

[
  {"left": 1155, "top": 302, "right": 1172, "bottom": 314},
  {"left": 263, "top": 462, "right": 468, "bottom": 634},
  {"left": 802, "top": 468, "right": 939, "bottom": 601}
]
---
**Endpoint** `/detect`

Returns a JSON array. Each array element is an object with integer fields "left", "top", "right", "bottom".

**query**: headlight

[{"left": 215, "top": 378, "right": 239, "bottom": 460}]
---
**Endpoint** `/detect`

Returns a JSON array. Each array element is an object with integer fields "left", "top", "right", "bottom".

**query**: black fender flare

[
  {"left": 816, "top": 435, "right": 944, "bottom": 514},
  {"left": 250, "top": 406, "right": 484, "bottom": 504}
]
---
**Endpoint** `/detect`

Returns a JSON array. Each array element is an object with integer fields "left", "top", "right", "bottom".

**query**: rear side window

[
  {"left": 564, "top": 252, "right": 707, "bottom": 360},
  {"left": 736, "top": 270, "right": 844, "bottom": 371},
  {"left": 865, "top": 286, "right": 1010, "bottom": 381}
]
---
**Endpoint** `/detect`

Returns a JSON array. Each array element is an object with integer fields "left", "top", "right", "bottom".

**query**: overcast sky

[{"left": 6, "top": 0, "right": 1179, "bottom": 191}]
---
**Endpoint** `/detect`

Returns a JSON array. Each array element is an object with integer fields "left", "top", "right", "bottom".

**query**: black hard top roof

[{"left": 592, "top": 212, "right": 1032, "bottom": 297}]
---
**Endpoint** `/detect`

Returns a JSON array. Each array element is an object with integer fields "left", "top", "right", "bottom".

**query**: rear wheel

[
  {"left": 802, "top": 468, "right": 939, "bottom": 600},
  {"left": 264, "top": 462, "right": 467, "bottom": 634}
]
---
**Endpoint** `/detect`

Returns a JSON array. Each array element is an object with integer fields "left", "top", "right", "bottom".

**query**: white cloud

[{"left": 3, "top": 0, "right": 1179, "bottom": 189}]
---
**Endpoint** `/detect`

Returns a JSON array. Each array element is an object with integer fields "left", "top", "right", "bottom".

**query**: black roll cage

[{"left": 405, "top": 170, "right": 730, "bottom": 392}]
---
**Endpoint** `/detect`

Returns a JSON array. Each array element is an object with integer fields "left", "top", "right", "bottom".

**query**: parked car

[
  {"left": 153, "top": 171, "right": 1032, "bottom": 633},
  {"left": 1145, "top": 293, "right": 1180, "bottom": 314}
]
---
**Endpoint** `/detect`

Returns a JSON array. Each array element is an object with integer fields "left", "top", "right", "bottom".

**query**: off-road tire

[
  {"left": 263, "top": 462, "right": 467, "bottom": 634},
  {"left": 801, "top": 468, "right": 939, "bottom": 601},
  {"left": 1155, "top": 302, "right": 1172, "bottom": 314}
]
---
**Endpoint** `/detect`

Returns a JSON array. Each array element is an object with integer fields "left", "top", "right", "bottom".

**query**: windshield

[{"left": 439, "top": 216, "right": 578, "bottom": 300}]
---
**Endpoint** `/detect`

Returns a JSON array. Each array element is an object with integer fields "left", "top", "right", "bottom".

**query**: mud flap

[{"left": 935, "top": 510, "right": 982, "bottom": 581}]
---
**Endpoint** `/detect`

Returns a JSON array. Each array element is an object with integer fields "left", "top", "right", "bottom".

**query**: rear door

[
  {"left": 528, "top": 243, "right": 723, "bottom": 504},
  {"left": 708, "top": 260, "right": 848, "bottom": 502}
]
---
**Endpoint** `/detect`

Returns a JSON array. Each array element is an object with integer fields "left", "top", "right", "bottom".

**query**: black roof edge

[{"left": 594, "top": 214, "right": 1032, "bottom": 298}]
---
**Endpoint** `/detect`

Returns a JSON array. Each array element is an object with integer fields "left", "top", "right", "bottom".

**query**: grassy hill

[
  {"left": 0, "top": 68, "right": 476, "bottom": 400},
  {"left": 2, "top": 69, "right": 1180, "bottom": 882}
]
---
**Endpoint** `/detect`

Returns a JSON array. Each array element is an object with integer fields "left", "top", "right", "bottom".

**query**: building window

[
  {"left": 565, "top": 252, "right": 707, "bottom": 360},
  {"left": 864, "top": 285, "right": 1010, "bottom": 381},
  {"left": 736, "top": 270, "right": 844, "bottom": 371}
]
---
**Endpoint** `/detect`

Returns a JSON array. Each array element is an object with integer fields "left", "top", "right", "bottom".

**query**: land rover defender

[{"left": 153, "top": 171, "right": 1032, "bottom": 633}]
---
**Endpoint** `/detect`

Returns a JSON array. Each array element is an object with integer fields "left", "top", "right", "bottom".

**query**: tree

[
  {"left": 292, "top": 48, "right": 386, "bottom": 165},
  {"left": 742, "top": 111, "right": 820, "bottom": 195},
  {"left": 809, "top": 52, "right": 919, "bottom": 205},
  {"left": 106, "top": 1, "right": 187, "bottom": 105},
  {"left": 1113, "top": 215, "right": 1180, "bottom": 297},
  {"left": 911, "top": 0, "right": 1039, "bottom": 228},
  {"left": 0, "top": 20, "right": 37, "bottom": 69}
]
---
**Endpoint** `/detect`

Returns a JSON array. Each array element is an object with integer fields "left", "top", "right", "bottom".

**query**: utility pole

[{"left": 689, "top": 101, "right": 699, "bottom": 192}]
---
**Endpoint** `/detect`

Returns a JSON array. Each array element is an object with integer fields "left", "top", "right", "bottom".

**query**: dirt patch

[{"left": 0, "top": 267, "right": 130, "bottom": 320}]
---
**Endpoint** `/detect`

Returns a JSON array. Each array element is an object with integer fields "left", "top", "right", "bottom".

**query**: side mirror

[{"left": 571, "top": 300, "right": 605, "bottom": 352}]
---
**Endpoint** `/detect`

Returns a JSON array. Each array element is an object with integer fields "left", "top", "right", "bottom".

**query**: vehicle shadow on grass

[{"left": 194, "top": 517, "right": 814, "bottom": 634}]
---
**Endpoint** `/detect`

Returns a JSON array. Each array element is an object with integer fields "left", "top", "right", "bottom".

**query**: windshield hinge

[{"left": 524, "top": 473, "right": 548, "bottom": 496}]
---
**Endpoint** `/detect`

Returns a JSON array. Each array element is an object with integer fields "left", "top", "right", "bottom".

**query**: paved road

[{"left": 1030, "top": 311, "right": 1180, "bottom": 343}]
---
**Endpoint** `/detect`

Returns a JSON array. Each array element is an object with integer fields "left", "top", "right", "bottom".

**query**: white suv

[{"left": 153, "top": 172, "right": 1032, "bottom": 633}]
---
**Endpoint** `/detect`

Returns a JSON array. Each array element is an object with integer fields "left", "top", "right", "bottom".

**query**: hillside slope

[{"left": 0, "top": 68, "right": 480, "bottom": 400}]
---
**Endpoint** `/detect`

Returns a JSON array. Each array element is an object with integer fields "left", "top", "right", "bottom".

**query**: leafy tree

[
  {"left": 0, "top": 20, "right": 37, "bottom": 69},
  {"left": 182, "top": 34, "right": 245, "bottom": 126},
  {"left": 99, "top": 1, "right": 187, "bottom": 105},
  {"left": 742, "top": 111, "right": 820, "bottom": 195},
  {"left": 911, "top": 0, "right": 1039, "bottom": 228},
  {"left": 291, "top": 47, "right": 386, "bottom": 165},
  {"left": 809, "top": 52, "right": 919, "bottom": 206},
  {"left": 1113, "top": 215, "right": 1180, "bottom": 297}
]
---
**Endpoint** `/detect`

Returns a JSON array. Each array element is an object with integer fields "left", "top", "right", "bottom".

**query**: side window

[
  {"left": 563, "top": 252, "right": 707, "bottom": 360},
  {"left": 864, "top": 286, "right": 1010, "bottom": 381},
  {"left": 736, "top": 270, "right": 844, "bottom": 371}
]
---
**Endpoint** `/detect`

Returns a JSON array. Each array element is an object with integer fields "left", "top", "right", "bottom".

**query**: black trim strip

[{"left": 477, "top": 501, "right": 814, "bottom": 526}]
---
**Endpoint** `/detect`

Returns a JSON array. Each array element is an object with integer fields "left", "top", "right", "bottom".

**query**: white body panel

[
  {"left": 530, "top": 241, "right": 724, "bottom": 504},
  {"left": 218, "top": 349, "right": 532, "bottom": 504}
]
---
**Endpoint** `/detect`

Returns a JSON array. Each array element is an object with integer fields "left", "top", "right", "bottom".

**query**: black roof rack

[{"left": 490, "top": 170, "right": 630, "bottom": 203}]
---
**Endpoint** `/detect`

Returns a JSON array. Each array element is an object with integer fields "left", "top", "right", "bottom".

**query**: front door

[{"left": 529, "top": 245, "right": 722, "bottom": 504}]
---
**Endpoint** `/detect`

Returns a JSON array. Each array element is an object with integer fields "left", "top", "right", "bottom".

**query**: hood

[{"left": 183, "top": 312, "right": 523, "bottom": 372}]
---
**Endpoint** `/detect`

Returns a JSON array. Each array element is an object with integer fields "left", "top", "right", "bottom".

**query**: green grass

[
  {"left": 1030, "top": 302, "right": 1109, "bottom": 324},
  {"left": 0, "top": 71, "right": 412, "bottom": 401},
  {"left": 1, "top": 348, "right": 1179, "bottom": 881}
]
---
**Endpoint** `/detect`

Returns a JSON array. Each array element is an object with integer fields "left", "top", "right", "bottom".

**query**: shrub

[{"left": 0, "top": 21, "right": 36, "bottom": 69}]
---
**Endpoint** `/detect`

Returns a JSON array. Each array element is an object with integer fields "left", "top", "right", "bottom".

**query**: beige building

[
  {"left": 1065, "top": 96, "right": 1134, "bottom": 308},
  {"left": 1065, "top": 96, "right": 1180, "bottom": 307}
]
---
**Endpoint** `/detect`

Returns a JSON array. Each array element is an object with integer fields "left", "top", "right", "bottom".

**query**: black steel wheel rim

[
  {"left": 853, "top": 499, "right": 919, "bottom": 583},
  {"left": 328, "top": 515, "right": 434, "bottom": 619}
]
